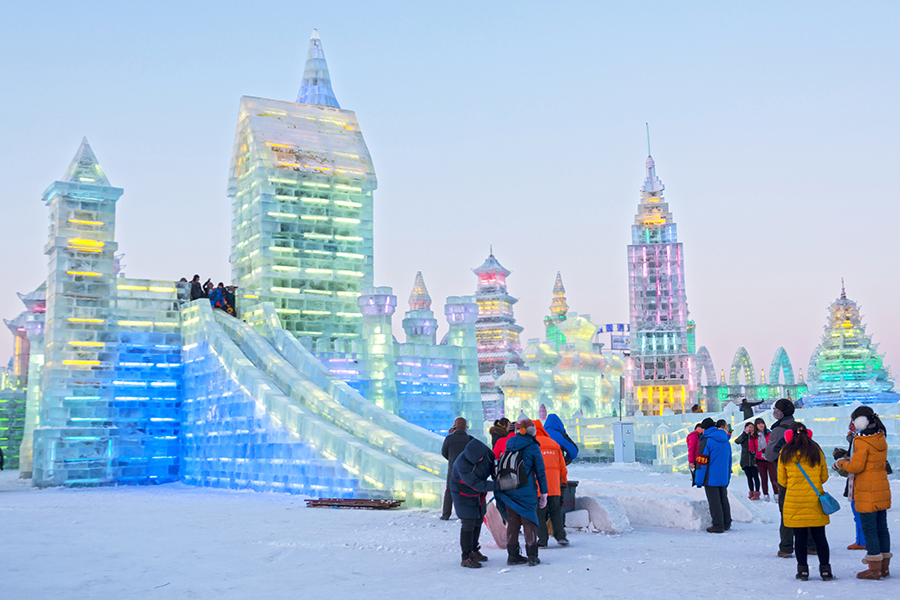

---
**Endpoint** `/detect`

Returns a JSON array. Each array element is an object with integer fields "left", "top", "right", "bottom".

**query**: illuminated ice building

[
  {"left": 626, "top": 150, "right": 696, "bottom": 415},
  {"left": 498, "top": 274, "right": 624, "bottom": 420},
  {"left": 472, "top": 251, "right": 525, "bottom": 421},
  {"left": 804, "top": 284, "right": 898, "bottom": 406}
]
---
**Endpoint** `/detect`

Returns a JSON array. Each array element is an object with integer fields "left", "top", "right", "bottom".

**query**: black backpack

[{"left": 497, "top": 447, "right": 529, "bottom": 491}]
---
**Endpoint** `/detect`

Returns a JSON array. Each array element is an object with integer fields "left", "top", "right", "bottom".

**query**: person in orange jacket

[{"left": 535, "top": 420, "right": 569, "bottom": 547}]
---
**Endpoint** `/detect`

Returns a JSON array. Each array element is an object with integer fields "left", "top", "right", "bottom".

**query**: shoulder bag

[{"left": 796, "top": 462, "right": 841, "bottom": 515}]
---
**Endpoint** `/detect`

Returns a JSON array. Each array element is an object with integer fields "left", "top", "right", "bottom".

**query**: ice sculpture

[
  {"left": 472, "top": 250, "right": 524, "bottom": 421},
  {"left": 626, "top": 148, "right": 696, "bottom": 415},
  {"left": 229, "top": 30, "right": 376, "bottom": 341},
  {"left": 804, "top": 283, "right": 899, "bottom": 406}
]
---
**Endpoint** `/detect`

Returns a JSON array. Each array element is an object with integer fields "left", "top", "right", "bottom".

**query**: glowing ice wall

[
  {"left": 229, "top": 31, "right": 376, "bottom": 340},
  {"left": 627, "top": 153, "right": 695, "bottom": 415}
]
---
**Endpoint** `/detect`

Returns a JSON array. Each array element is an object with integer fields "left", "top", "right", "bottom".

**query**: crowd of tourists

[
  {"left": 688, "top": 398, "right": 892, "bottom": 581},
  {"left": 442, "top": 398, "right": 892, "bottom": 582},
  {"left": 182, "top": 274, "right": 237, "bottom": 315}
]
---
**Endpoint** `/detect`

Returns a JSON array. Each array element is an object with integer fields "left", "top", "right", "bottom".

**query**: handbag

[{"left": 796, "top": 462, "right": 841, "bottom": 515}]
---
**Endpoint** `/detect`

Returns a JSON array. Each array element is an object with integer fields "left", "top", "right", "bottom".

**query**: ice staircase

[{"left": 180, "top": 301, "right": 446, "bottom": 507}]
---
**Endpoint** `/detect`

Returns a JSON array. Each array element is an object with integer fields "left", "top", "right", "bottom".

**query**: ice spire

[
  {"left": 549, "top": 272, "right": 569, "bottom": 317},
  {"left": 296, "top": 29, "right": 340, "bottom": 108},
  {"left": 62, "top": 137, "right": 110, "bottom": 186},
  {"left": 841, "top": 278, "right": 846, "bottom": 299},
  {"left": 641, "top": 125, "right": 664, "bottom": 194},
  {"left": 408, "top": 271, "right": 432, "bottom": 311}
]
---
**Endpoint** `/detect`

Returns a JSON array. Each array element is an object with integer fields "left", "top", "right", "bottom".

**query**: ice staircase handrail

[
  {"left": 183, "top": 302, "right": 444, "bottom": 506},
  {"left": 213, "top": 310, "right": 447, "bottom": 478},
  {"left": 242, "top": 302, "right": 445, "bottom": 454}
]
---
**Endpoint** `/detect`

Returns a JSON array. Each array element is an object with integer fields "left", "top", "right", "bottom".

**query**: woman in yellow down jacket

[
  {"left": 834, "top": 405, "right": 892, "bottom": 580},
  {"left": 777, "top": 421, "right": 832, "bottom": 581}
]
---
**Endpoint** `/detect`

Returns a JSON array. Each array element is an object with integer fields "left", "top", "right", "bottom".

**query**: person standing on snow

[
  {"left": 686, "top": 423, "right": 704, "bottom": 485},
  {"left": 449, "top": 438, "right": 498, "bottom": 569},
  {"left": 833, "top": 418, "right": 867, "bottom": 551},
  {"left": 833, "top": 405, "right": 892, "bottom": 580},
  {"left": 441, "top": 417, "right": 473, "bottom": 520},
  {"left": 734, "top": 422, "right": 761, "bottom": 500},
  {"left": 495, "top": 418, "right": 549, "bottom": 566},
  {"left": 535, "top": 420, "right": 569, "bottom": 547},
  {"left": 489, "top": 418, "right": 511, "bottom": 447},
  {"left": 754, "top": 418, "right": 777, "bottom": 501},
  {"left": 542, "top": 413, "right": 578, "bottom": 464},
  {"left": 693, "top": 417, "right": 732, "bottom": 533},
  {"left": 777, "top": 421, "right": 833, "bottom": 581},
  {"left": 739, "top": 397, "right": 763, "bottom": 420}
]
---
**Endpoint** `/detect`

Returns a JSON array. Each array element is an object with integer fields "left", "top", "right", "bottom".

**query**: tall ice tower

[
  {"left": 626, "top": 146, "right": 695, "bottom": 414},
  {"left": 229, "top": 30, "right": 377, "bottom": 339}
]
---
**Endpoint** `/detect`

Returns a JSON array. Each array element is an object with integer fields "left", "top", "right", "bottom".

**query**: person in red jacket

[
  {"left": 493, "top": 421, "right": 516, "bottom": 459},
  {"left": 686, "top": 423, "right": 703, "bottom": 485},
  {"left": 535, "top": 420, "right": 569, "bottom": 547}
]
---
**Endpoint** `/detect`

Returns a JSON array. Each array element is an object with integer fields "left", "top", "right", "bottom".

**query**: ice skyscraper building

[
  {"left": 229, "top": 30, "right": 376, "bottom": 339},
  {"left": 626, "top": 150, "right": 695, "bottom": 414}
]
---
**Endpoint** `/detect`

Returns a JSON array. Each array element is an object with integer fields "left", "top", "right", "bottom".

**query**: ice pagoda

[
  {"left": 804, "top": 283, "right": 898, "bottom": 406},
  {"left": 228, "top": 30, "right": 377, "bottom": 340},
  {"left": 626, "top": 148, "right": 696, "bottom": 415}
]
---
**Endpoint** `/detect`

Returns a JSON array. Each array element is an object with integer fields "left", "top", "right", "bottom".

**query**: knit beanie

[
  {"left": 700, "top": 417, "right": 716, "bottom": 430},
  {"left": 774, "top": 398, "right": 795, "bottom": 417}
]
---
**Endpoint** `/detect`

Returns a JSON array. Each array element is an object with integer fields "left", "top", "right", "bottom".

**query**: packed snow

[{"left": 1, "top": 463, "right": 897, "bottom": 599}]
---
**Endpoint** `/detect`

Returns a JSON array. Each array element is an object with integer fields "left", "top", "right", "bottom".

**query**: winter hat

[
  {"left": 518, "top": 418, "right": 536, "bottom": 437},
  {"left": 783, "top": 428, "right": 813, "bottom": 443},
  {"left": 700, "top": 417, "right": 716, "bottom": 430},
  {"left": 774, "top": 398, "right": 795, "bottom": 417}
]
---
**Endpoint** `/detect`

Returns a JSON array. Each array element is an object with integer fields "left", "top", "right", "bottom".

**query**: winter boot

[
  {"left": 506, "top": 544, "right": 527, "bottom": 566},
  {"left": 847, "top": 543, "right": 866, "bottom": 550},
  {"left": 820, "top": 564, "right": 833, "bottom": 581},
  {"left": 460, "top": 555, "right": 482, "bottom": 568},
  {"left": 748, "top": 490, "right": 754, "bottom": 500},
  {"left": 764, "top": 494, "right": 771, "bottom": 502},
  {"left": 796, "top": 565, "right": 809, "bottom": 581},
  {"left": 857, "top": 554, "right": 883, "bottom": 580},
  {"left": 882, "top": 552, "right": 892, "bottom": 578},
  {"left": 752, "top": 491, "right": 761, "bottom": 500},
  {"left": 470, "top": 549, "right": 488, "bottom": 562},
  {"left": 526, "top": 544, "right": 541, "bottom": 566}
]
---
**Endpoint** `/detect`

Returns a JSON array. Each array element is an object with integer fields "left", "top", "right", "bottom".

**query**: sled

[{"left": 484, "top": 498, "right": 507, "bottom": 549}]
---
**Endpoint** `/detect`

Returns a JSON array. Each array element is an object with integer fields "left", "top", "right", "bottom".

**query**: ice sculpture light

[
  {"left": 230, "top": 30, "right": 376, "bottom": 340},
  {"left": 627, "top": 148, "right": 696, "bottom": 415},
  {"left": 472, "top": 250, "right": 524, "bottom": 421},
  {"left": 804, "top": 283, "right": 899, "bottom": 406}
]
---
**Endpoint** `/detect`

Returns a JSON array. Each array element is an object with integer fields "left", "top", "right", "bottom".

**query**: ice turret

[
  {"left": 408, "top": 271, "right": 432, "bottom": 311},
  {"left": 296, "top": 29, "right": 340, "bottom": 108},
  {"left": 62, "top": 137, "right": 110, "bottom": 186},
  {"left": 549, "top": 272, "right": 569, "bottom": 317},
  {"left": 402, "top": 272, "right": 438, "bottom": 345}
]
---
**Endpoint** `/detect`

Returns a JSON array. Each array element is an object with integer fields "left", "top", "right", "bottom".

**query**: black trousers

[
  {"left": 705, "top": 486, "right": 732, "bottom": 530},
  {"left": 442, "top": 475, "right": 453, "bottom": 519},
  {"left": 794, "top": 526, "right": 829, "bottom": 567},
  {"left": 459, "top": 518, "right": 483, "bottom": 559},
  {"left": 537, "top": 495, "right": 567, "bottom": 544},
  {"left": 506, "top": 508, "right": 538, "bottom": 549},
  {"left": 743, "top": 466, "right": 760, "bottom": 492},
  {"left": 778, "top": 487, "right": 818, "bottom": 554}
]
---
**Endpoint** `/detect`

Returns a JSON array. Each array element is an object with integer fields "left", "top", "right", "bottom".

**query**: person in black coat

[
  {"left": 441, "top": 417, "right": 473, "bottom": 520},
  {"left": 739, "top": 398, "right": 763, "bottom": 420},
  {"left": 189, "top": 275, "right": 206, "bottom": 301},
  {"left": 450, "top": 438, "right": 498, "bottom": 568}
]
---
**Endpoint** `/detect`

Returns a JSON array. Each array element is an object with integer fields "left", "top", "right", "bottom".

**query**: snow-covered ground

[{"left": 2, "top": 464, "right": 897, "bottom": 599}]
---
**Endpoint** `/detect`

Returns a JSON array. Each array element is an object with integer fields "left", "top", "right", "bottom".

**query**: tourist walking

[
  {"left": 535, "top": 420, "right": 569, "bottom": 547},
  {"left": 693, "top": 417, "right": 732, "bottom": 533},
  {"left": 754, "top": 418, "right": 777, "bottom": 501},
  {"left": 441, "top": 418, "right": 473, "bottom": 520},
  {"left": 449, "top": 438, "right": 497, "bottom": 568},
  {"left": 495, "top": 418, "right": 549, "bottom": 566},
  {"left": 734, "top": 423, "right": 761, "bottom": 500},
  {"left": 777, "top": 421, "right": 833, "bottom": 581},
  {"left": 767, "top": 398, "right": 816, "bottom": 558},
  {"left": 833, "top": 406, "right": 892, "bottom": 580}
]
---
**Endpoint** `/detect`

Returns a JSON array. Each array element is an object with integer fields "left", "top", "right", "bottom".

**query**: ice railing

[
  {"left": 182, "top": 302, "right": 444, "bottom": 507},
  {"left": 240, "top": 302, "right": 445, "bottom": 454}
]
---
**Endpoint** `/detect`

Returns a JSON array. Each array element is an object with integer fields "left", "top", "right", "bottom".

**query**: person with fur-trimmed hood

[
  {"left": 834, "top": 405, "right": 892, "bottom": 580},
  {"left": 450, "top": 438, "right": 498, "bottom": 569},
  {"left": 693, "top": 417, "right": 732, "bottom": 533},
  {"left": 494, "top": 418, "right": 549, "bottom": 567}
]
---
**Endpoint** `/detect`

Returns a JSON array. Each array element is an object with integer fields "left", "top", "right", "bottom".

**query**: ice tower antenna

[
  {"left": 646, "top": 123, "right": 651, "bottom": 157},
  {"left": 841, "top": 278, "right": 846, "bottom": 299},
  {"left": 296, "top": 29, "right": 340, "bottom": 108}
]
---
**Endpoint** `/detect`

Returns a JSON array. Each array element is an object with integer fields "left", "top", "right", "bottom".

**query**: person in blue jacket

[
  {"left": 495, "top": 418, "right": 549, "bottom": 566},
  {"left": 693, "top": 417, "right": 733, "bottom": 533},
  {"left": 449, "top": 438, "right": 497, "bottom": 569},
  {"left": 543, "top": 413, "right": 578, "bottom": 464}
]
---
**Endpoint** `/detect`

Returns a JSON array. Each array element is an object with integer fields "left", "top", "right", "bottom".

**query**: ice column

[
  {"left": 445, "top": 296, "right": 483, "bottom": 426},
  {"left": 358, "top": 286, "right": 398, "bottom": 413}
]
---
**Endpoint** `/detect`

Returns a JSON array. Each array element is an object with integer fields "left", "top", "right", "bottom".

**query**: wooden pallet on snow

[{"left": 304, "top": 498, "right": 405, "bottom": 510}]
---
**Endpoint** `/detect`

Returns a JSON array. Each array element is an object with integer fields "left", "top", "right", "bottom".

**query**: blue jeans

[
  {"left": 851, "top": 501, "right": 865, "bottom": 546},
  {"left": 859, "top": 510, "right": 891, "bottom": 557}
]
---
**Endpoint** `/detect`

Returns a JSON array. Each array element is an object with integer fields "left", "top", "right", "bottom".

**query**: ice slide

[{"left": 180, "top": 301, "right": 446, "bottom": 507}]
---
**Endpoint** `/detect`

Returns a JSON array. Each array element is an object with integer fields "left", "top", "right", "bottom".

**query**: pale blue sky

[{"left": 1, "top": 1, "right": 898, "bottom": 382}]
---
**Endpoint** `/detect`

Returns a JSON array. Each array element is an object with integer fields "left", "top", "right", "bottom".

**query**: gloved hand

[
  {"left": 560, "top": 481, "right": 567, "bottom": 491},
  {"left": 539, "top": 493, "right": 548, "bottom": 509}
]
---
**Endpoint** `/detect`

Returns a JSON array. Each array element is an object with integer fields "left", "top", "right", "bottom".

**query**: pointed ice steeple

[
  {"left": 296, "top": 29, "right": 341, "bottom": 108},
  {"left": 62, "top": 137, "right": 110, "bottom": 186},
  {"left": 408, "top": 271, "right": 432, "bottom": 311},
  {"left": 549, "top": 272, "right": 569, "bottom": 317},
  {"left": 641, "top": 124, "right": 664, "bottom": 194}
]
